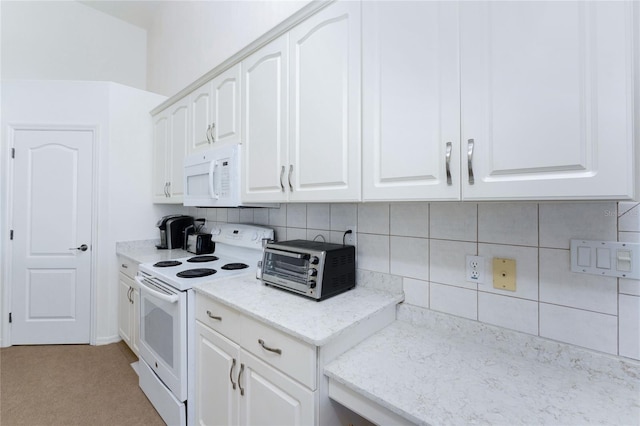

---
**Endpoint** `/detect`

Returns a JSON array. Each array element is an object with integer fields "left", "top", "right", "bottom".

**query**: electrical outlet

[
  {"left": 466, "top": 255, "right": 485, "bottom": 284},
  {"left": 343, "top": 225, "right": 357, "bottom": 246}
]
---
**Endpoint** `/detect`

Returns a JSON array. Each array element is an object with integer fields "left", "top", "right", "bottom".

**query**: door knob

[{"left": 69, "top": 244, "right": 88, "bottom": 252}]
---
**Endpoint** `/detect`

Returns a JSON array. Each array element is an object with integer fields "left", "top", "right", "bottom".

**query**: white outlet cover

[
  {"left": 466, "top": 255, "right": 485, "bottom": 284},
  {"left": 570, "top": 239, "right": 640, "bottom": 280}
]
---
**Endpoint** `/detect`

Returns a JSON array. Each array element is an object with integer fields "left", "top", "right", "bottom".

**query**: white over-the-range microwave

[{"left": 184, "top": 143, "right": 271, "bottom": 208}]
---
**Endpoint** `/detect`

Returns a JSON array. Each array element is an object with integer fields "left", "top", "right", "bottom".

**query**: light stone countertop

[
  {"left": 116, "top": 240, "right": 191, "bottom": 264},
  {"left": 194, "top": 274, "right": 404, "bottom": 346},
  {"left": 324, "top": 304, "right": 640, "bottom": 426}
]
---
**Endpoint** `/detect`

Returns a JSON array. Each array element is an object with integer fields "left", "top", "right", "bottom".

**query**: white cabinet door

[
  {"left": 460, "top": 1, "right": 635, "bottom": 200},
  {"left": 152, "top": 112, "right": 170, "bottom": 202},
  {"left": 131, "top": 286, "right": 140, "bottom": 356},
  {"left": 289, "top": 1, "right": 361, "bottom": 202},
  {"left": 212, "top": 64, "right": 242, "bottom": 146},
  {"left": 168, "top": 97, "right": 188, "bottom": 202},
  {"left": 239, "top": 349, "right": 314, "bottom": 426},
  {"left": 242, "top": 35, "right": 289, "bottom": 203},
  {"left": 118, "top": 273, "right": 133, "bottom": 348},
  {"left": 189, "top": 82, "right": 213, "bottom": 154},
  {"left": 195, "top": 322, "right": 240, "bottom": 426},
  {"left": 362, "top": 1, "right": 460, "bottom": 201}
]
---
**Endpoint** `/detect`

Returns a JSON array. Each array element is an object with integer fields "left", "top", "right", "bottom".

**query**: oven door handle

[
  {"left": 135, "top": 276, "right": 179, "bottom": 304},
  {"left": 264, "top": 248, "right": 310, "bottom": 260}
]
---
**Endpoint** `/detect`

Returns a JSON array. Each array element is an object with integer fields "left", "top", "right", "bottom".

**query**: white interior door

[{"left": 10, "top": 127, "right": 93, "bottom": 344}]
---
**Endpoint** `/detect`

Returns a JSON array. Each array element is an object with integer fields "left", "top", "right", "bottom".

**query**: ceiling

[{"left": 78, "top": 1, "right": 161, "bottom": 30}]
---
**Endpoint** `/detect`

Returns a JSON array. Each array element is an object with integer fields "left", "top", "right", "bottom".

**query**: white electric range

[{"left": 135, "top": 223, "right": 274, "bottom": 426}]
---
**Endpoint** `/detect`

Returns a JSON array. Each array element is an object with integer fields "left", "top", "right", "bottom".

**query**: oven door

[{"left": 136, "top": 275, "right": 188, "bottom": 402}]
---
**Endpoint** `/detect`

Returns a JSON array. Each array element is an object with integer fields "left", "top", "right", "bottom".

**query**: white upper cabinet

[
  {"left": 242, "top": 1, "right": 361, "bottom": 203},
  {"left": 289, "top": 1, "right": 361, "bottom": 202},
  {"left": 242, "top": 35, "right": 289, "bottom": 202},
  {"left": 460, "top": 1, "right": 635, "bottom": 200},
  {"left": 152, "top": 98, "right": 187, "bottom": 203},
  {"left": 362, "top": 1, "right": 460, "bottom": 201},
  {"left": 362, "top": 0, "right": 636, "bottom": 201},
  {"left": 189, "top": 64, "right": 242, "bottom": 154}
]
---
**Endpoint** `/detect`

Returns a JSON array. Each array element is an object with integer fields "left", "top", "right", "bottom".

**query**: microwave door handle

[
  {"left": 135, "top": 276, "right": 179, "bottom": 304},
  {"left": 209, "top": 160, "right": 220, "bottom": 200}
]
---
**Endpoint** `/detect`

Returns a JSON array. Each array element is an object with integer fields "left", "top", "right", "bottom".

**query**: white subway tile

[
  {"left": 619, "top": 204, "right": 640, "bottom": 232},
  {"left": 356, "top": 233, "right": 389, "bottom": 273},
  {"left": 286, "top": 227, "right": 307, "bottom": 240},
  {"left": 358, "top": 203, "right": 389, "bottom": 234},
  {"left": 539, "top": 248, "right": 617, "bottom": 315},
  {"left": 272, "top": 226, "right": 286, "bottom": 241},
  {"left": 618, "top": 232, "right": 640, "bottom": 243},
  {"left": 430, "top": 202, "right": 477, "bottom": 242},
  {"left": 286, "top": 203, "right": 307, "bottom": 228},
  {"left": 430, "top": 282, "right": 477, "bottom": 320},
  {"left": 253, "top": 208, "right": 269, "bottom": 226},
  {"left": 227, "top": 208, "right": 239, "bottom": 223},
  {"left": 620, "top": 279, "right": 640, "bottom": 296},
  {"left": 205, "top": 208, "right": 217, "bottom": 222},
  {"left": 478, "top": 243, "right": 539, "bottom": 301},
  {"left": 539, "top": 303, "right": 617, "bottom": 354},
  {"left": 331, "top": 204, "right": 357, "bottom": 231},
  {"left": 390, "top": 202, "right": 429, "bottom": 238},
  {"left": 539, "top": 202, "right": 618, "bottom": 249},
  {"left": 239, "top": 208, "right": 254, "bottom": 224},
  {"left": 216, "top": 208, "right": 228, "bottom": 223},
  {"left": 403, "top": 278, "right": 429, "bottom": 309},
  {"left": 390, "top": 236, "right": 429, "bottom": 280},
  {"left": 429, "top": 239, "right": 477, "bottom": 290},
  {"left": 478, "top": 292, "right": 538, "bottom": 335},
  {"left": 306, "top": 229, "right": 330, "bottom": 243},
  {"left": 306, "top": 204, "right": 330, "bottom": 230},
  {"left": 619, "top": 202, "right": 639, "bottom": 216},
  {"left": 269, "top": 206, "right": 286, "bottom": 227},
  {"left": 619, "top": 294, "right": 640, "bottom": 360},
  {"left": 478, "top": 203, "right": 538, "bottom": 246}
]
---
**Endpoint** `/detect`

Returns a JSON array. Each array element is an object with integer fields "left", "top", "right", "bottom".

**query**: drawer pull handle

[
  {"left": 238, "top": 363, "right": 245, "bottom": 396},
  {"left": 121, "top": 264, "right": 128, "bottom": 269},
  {"left": 258, "top": 339, "right": 282, "bottom": 355},
  {"left": 229, "top": 358, "right": 237, "bottom": 390},
  {"left": 206, "top": 310, "right": 222, "bottom": 321}
]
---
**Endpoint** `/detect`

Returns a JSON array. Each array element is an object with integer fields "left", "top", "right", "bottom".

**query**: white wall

[
  {"left": 1, "top": 1, "right": 147, "bottom": 90},
  {"left": 146, "top": 0, "right": 309, "bottom": 96},
  {"left": 0, "top": 80, "right": 188, "bottom": 346}
]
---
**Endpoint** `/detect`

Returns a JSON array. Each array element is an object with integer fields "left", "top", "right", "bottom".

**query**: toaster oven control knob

[
  {"left": 309, "top": 281, "right": 317, "bottom": 289},
  {"left": 307, "top": 269, "right": 318, "bottom": 277},
  {"left": 310, "top": 256, "right": 320, "bottom": 265}
]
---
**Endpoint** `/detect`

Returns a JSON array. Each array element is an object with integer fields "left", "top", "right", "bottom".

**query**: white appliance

[
  {"left": 136, "top": 223, "right": 274, "bottom": 426},
  {"left": 183, "top": 143, "right": 246, "bottom": 207}
]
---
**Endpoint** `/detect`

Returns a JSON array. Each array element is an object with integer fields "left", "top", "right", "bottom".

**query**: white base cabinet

[
  {"left": 195, "top": 297, "right": 314, "bottom": 426},
  {"left": 117, "top": 257, "right": 139, "bottom": 356}
]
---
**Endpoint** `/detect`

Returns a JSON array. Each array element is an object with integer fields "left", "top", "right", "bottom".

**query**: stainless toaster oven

[{"left": 260, "top": 240, "right": 356, "bottom": 300}]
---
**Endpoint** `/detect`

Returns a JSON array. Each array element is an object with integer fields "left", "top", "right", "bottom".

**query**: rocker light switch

[{"left": 571, "top": 240, "right": 640, "bottom": 280}]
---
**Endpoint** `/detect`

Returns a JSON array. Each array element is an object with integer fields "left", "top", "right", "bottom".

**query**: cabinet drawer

[
  {"left": 239, "top": 315, "right": 317, "bottom": 390},
  {"left": 195, "top": 295, "right": 241, "bottom": 340},
  {"left": 118, "top": 257, "right": 138, "bottom": 279}
]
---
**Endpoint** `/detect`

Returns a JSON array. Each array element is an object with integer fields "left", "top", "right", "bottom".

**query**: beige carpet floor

[{"left": 0, "top": 341, "right": 165, "bottom": 426}]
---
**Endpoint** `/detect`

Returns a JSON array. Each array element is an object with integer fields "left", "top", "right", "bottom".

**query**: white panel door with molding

[{"left": 10, "top": 128, "right": 93, "bottom": 344}]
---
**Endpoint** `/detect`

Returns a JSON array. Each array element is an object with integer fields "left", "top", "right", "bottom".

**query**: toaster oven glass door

[{"left": 262, "top": 250, "right": 312, "bottom": 293}]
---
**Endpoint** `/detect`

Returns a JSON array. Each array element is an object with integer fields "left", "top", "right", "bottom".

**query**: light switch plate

[{"left": 570, "top": 240, "right": 640, "bottom": 279}]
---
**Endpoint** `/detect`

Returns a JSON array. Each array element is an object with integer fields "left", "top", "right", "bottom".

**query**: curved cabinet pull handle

[
  {"left": 163, "top": 182, "right": 168, "bottom": 197},
  {"left": 229, "top": 358, "right": 237, "bottom": 390},
  {"left": 288, "top": 165, "right": 294, "bottom": 192},
  {"left": 238, "top": 363, "right": 245, "bottom": 396},
  {"left": 258, "top": 338, "right": 282, "bottom": 355},
  {"left": 206, "top": 310, "right": 222, "bottom": 321},
  {"left": 279, "top": 166, "right": 285, "bottom": 192},
  {"left": 467, "top": 139, "right": 475, "bottom": 185},
  {"left": 210, "top": 123, "right": 216, "bottom": 143},
  {"left": 206, "top": 124, "right": 212, "bottom": 143},
  {"left": 167, "top": 182, "right": 171, "bottom": 196},
  {"left": 445, "top": 142, "right": 452, "bottom": 186}
]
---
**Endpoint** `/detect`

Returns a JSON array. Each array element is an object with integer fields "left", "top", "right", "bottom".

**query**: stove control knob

[
  {"left": 310, "top": 256, "right": 320, "bottom": 265},
  {"left": 251, "top": 232, "right": 259, "bottom": 241},
  {"left": 307, "top": 269, "right": 317, "bottom": 277}
]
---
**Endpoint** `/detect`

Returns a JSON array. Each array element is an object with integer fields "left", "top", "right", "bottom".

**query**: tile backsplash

[{"left": 192, "top": 201, "right": 640, "bottom": 361}]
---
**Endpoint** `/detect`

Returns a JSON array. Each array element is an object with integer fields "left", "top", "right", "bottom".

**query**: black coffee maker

[{"left": 156, "top": 215, "right": 194, "bottom": 249}]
